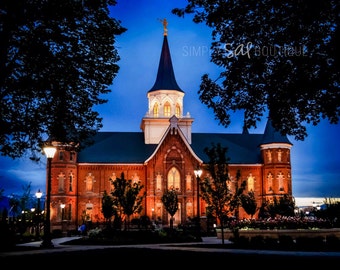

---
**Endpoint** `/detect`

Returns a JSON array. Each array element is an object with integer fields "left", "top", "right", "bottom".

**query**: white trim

[{"left": 260, "top": 143, "right": 292, "bottom": 150}]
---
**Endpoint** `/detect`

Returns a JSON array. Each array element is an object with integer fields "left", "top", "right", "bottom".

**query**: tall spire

[{"left": 148, "top": 19, "right": 183, "bottom": 93}]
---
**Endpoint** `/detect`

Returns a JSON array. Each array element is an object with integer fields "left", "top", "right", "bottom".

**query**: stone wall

[{"left": 217, "top": 228, "right": 340, "bottom": 241}]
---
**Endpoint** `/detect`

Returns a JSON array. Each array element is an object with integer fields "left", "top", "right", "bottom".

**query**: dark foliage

[
  {"left": 0, "top": 0, "right": 126, "bottom": 159},
  {"left": 173, "top": 0, "right": 340, "bottom": 140}
]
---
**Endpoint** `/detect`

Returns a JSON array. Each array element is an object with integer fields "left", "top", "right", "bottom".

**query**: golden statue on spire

[{"left": 159, "top": 18, "right": 168, "bottom": 36}]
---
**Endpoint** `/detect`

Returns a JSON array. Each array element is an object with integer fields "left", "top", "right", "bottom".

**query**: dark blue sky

[{"left": 0, "top": 0, "right": 339, "bottom": 199}]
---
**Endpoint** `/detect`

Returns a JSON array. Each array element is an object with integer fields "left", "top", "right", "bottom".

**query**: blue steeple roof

[
  {"left": 261, "top": 118, "right": 292, "bottom": 145},
  {"left": 148, "top": 35, "right": 184, "bottom": 93}
]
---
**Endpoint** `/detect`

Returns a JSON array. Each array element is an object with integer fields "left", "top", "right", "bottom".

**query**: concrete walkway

[{"left": 1, "top": 236, "right": 340, "bottom": 258}]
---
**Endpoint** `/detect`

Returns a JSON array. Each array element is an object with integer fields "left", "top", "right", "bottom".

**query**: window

[
  {"left": 277, "top": 171, "right": 284, "bottom": 191},
  {"left": 277, "top": 149, "right": 282, "bottom": 162},
  {"left": 156, "top": 173, "right": 162, "bottom": 191},
  {"left": 175, "top": 104, "right": 181, "bottom": 117},
  {"left": 85, "top": 173, "right": 95, "bottom": 192},
  {"left": 153, "top": 103, "right": 159, "bottom": 117},
  {"left": 59, "top": 151, "right": 64, "bottom": 161},
  {"left": 58, "top": 172, "right": 65, "bottom": 192},
  {"left": 69, "top": 173, "right": 73, "bottom": 192},
  {"left": 267, "top": 172, "right": 273, "bottom": 192},
  {"left": 167, "top": 167, "right": 180, "bottom": 191},
  {"left": 164, "top": 101, "right": 171, "bottom": 117},
  {"left": 186, "top": 173, "right": 192, "bottom": 191},
  {"left": 247, "top": 173, "right": 254, "bottom": 191},
  {"left": 266, "top": 150, "right": 272, "bottom": 163}
]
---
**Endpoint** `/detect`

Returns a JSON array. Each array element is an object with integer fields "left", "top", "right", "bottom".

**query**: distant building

[
  {"left": 46, "top": 27, "right": 293, "bottom": 232},
  {"left": 294, "top": 197, "right": 340, "bottom": 213}
]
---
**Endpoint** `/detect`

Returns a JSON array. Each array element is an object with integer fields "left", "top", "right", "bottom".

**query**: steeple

[
  {"left": 261, "top": 118, "right": 292, "bottom": 145},
  {"left": 148, "top": 19, "right": 183, "bottom": 93},
  {"left": 141, "top": 20, "right": 193, "bottom": 145}
]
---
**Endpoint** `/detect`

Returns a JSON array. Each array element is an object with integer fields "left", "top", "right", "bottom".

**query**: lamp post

[
  {"left": 35, "top": 189, "right": 42, "bottom": 240},
  {"left": 60, "top": 203, "right": 65, "bottom": 221},
  {"left": 60, "top": 203, "right": 66, "bottom": 235},
  {"left": 194, "top": 168, "right": 202, "bottom": 238},
  {"left": 41, "top": 145, "right": 56, "bottom": 248}
]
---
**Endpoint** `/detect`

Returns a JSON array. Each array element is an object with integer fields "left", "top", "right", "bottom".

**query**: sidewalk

[{"left": 1, "top": 236, "right": 340, "bottom": 258}]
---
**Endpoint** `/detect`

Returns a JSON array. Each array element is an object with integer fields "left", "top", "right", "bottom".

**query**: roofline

[
  {"left": 228, "top": 164, "right": 263, "bottom": 167},
  {"left": 78, "top": 163, "right": 145, "bottom": 166},
  {"left": 260, "top": 143, "right": 293, "bottom": 150},
  {"left": 144, "top": 124, "right": 203, "bottom": 165}
]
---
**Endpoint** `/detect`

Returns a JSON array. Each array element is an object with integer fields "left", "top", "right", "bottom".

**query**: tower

[
  {"left": 140, "top": 19, "right": 193, "bottom": 144},
  {"left": 260, "top": 118, "right": 293, "bottom": 204}
]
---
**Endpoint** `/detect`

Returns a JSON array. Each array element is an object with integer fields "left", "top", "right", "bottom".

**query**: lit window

[
  {"left": 167, "top": 167, "right": 180, "bottom": 191},
  {"left": 175, "top": 104, "right": 181, "bottom": 117},
  {"left": 164, "top": 102, "right": 171, "bottom": 117},
  {"left": 153, "top": 103, "right": 159, "bottom": 117}
]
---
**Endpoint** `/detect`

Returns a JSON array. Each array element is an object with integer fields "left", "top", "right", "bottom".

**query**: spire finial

[{"left": 159, "top": 18, "right": 168, "bottom": 36}]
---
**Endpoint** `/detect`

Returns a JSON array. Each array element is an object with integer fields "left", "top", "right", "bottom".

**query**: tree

[
  {"left": 0, "top": 0, "right": 126, "bottom": 159},
  {"left": 240, "top": 191, "right": 258, "bottom": 219},
  {"left": 319, "top": 198, "right": 340, "bottom": 227},
  {"left": 260, "top": 195, "right": 296, "bottom": 218},
  {"left": 161, "top": 188, "right": 178, "bottom": 230},
  {"left": 200, "top": 143, "right": 233, "bottom": 244},
  {"left": 101, "top": 190, "right": 115, "bottom": 229},
  {"left": 172, "top": 1, "right": 340, "bottom": 140},
  {"left": 229, "top": 170, "right": 246, "bottom": 221},
  {"left": 110, "top": 173, "right": 145, "bottom": 231}
]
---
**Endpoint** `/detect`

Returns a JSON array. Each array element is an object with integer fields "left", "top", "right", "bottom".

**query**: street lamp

[
  {"left": 41, "top": 145, "right": 56, "bottom": 248},
  {"left": 35, "top": 189, "right": 43, "bottom": 239},
  {"left": 60, "top": 203, "right": 65, "bottom": 220},
  {"left": 194, "top": 168, "right": 202, "bottom": 238},
  {"left": 60, "top": 203, "right": 66, "bottom": 235}
]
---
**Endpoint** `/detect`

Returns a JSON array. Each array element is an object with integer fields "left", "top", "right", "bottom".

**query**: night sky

[{"left": 0, "top": 0, "right": 339, "bottom": 199}]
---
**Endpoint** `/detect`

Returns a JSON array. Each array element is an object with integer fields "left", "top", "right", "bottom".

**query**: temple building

[{"left": 47, "top": 23, "right": 293, "bottom": 232}]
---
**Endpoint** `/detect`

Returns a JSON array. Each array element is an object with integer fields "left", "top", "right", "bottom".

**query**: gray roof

[
  {"left": 191, "top": 133, "right": 263, "bottom": 164},
  {"left": 77, "top": 132, "right": 157, "bottom": 163},
  {"left": 77, "top": 131, "right": 268, "bottom": 164}
]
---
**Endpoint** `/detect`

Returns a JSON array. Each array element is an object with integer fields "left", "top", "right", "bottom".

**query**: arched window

[
  {"left": 69, "top": 173, "right": 73, "bottom": 192},
  {"left": 156, "top": 173, "right": 162, "bottom": 191},
  {"left": 167, "top": 167, "right": 180, "bottom": 191},
  {"left": 164, "top": 101, "right": 171, "bottom": 117},
  {"left": 85, "top": 173, "right": 95, "bottom": 192},
  {"left": 175, "top": 104, "right": 181, "bottom": 117},
  {"left": 186, "top": 173, "right": 192, "bottom": 191},
  {"left": 153, "top": 103, "right": 159, "bottom": 117},
  {"left": 267, "top": 172, "right": 273, "bottom": 192},
  {"left": 277, "top": 171, "right": 284, "bottom": 191},
  {"left": 58, "top": 172, "right": 65, "bottom": 192},
  {"left": 247, "top": 173, "right": 254, "bottom": 191}
]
